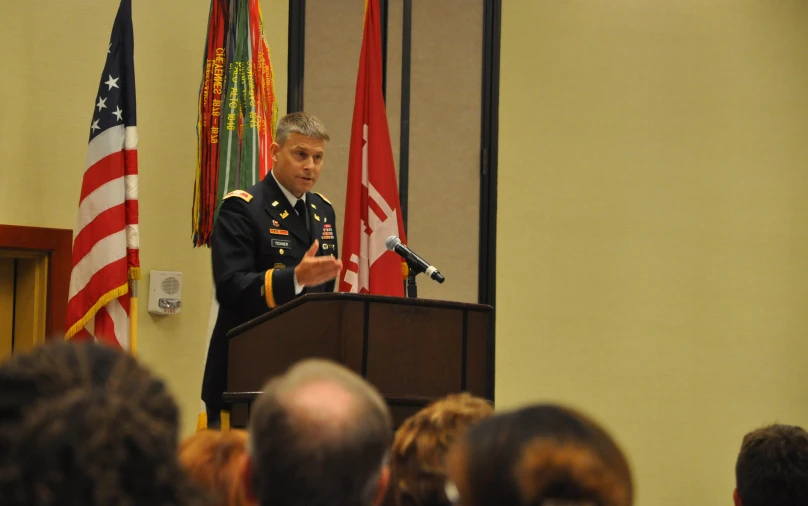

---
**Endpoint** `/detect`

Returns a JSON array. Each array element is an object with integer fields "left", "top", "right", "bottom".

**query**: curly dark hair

[{"left": 0, "top": 340, "right": 208, "bottom": 506}]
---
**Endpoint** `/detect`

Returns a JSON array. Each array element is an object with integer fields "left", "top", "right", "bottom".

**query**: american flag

[{"left": 65, "top": 0, "right": 139, "bottom": 350}]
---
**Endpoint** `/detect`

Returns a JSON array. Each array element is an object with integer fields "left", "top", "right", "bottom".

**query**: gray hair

[
  {"left": 248, "top": 359, "right": 392, "bottom": 506},
  {"left": 275, "top": 111, "right": 330, "bottom": 146}
]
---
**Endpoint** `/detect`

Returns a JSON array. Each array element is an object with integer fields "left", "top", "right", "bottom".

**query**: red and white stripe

[{"left": 66, "top": 124, "right": 139, "bottom": 349}]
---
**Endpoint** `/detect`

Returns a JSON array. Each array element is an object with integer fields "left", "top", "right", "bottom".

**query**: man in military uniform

[{"left": 202, "top": 112, "right": 342, "bottom": 427}]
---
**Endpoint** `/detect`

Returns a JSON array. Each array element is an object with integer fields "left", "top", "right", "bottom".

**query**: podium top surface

[{"left": 227, "top": 292, "right": 493, "bottom": 338}]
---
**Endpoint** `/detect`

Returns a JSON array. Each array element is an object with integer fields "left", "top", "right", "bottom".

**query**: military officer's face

[{"left": 271, "top": 133, "right": 326, "bottom": 198}]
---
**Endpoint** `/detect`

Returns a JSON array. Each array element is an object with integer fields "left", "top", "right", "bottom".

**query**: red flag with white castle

[{"left": 340, "top": 0, "right": 407, "bottom": 296}]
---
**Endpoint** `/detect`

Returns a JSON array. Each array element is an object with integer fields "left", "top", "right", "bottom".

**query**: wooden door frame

[{"left": 0, "top": 225, "right": 73, "bottom": 338}]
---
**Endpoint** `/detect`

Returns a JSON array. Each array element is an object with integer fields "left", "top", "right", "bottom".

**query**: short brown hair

[
  {"left": 248, "top": 359, "right": 392, "bottom": 506},
  {"left": 736, "top": 424, "right": 808, "bottom": 506},
  {"left": 179, "top": 429, "right": 249, "bottom": 506},
  {"left": 391, "top": 393, "right": 493, "bottom": 506},
  {"left": 275, "top": 111, "right": 330, "bottom": 146}
]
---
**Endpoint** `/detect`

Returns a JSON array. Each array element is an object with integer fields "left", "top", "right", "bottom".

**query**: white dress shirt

[{"left": 270, "top": 171, "right": 306, "bottom": 294}]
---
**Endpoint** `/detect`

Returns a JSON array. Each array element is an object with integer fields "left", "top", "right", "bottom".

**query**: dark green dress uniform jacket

[{"left": 201, "top": 173, "right": 338, "bottom": 408}]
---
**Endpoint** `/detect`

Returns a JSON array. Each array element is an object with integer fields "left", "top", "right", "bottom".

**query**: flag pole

[{"left": 130, "top": 279, "right": 138, "bottom": 355}]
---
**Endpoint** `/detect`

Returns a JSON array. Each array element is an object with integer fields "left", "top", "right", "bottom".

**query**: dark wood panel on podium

[{"left": 224, "top": 292, "right": 493, "bottom": 428}]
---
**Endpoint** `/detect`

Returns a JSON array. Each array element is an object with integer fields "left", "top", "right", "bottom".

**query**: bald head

[
  {"left": 247, "top": 359, "right": 392, "bottom": 506},
  {"left": 284, "top": 380, "right": 362, "bottom": 442}
]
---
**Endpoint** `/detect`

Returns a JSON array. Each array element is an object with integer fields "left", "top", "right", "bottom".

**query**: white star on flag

[
  {"left": 90, "top": 119, "right": 101, "bottom": 132},
  {"left": 96, "top": 96, "right": 107, "bottom": 111},
  {"left": 105, "top": 75, "right": 120, "bottom": 90},
  {"left": 113, "top": 106, "right": 123, "bottom": 122}
]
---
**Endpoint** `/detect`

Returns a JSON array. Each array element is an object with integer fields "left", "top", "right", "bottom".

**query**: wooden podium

[{"left": 224, "top": 292, "right": 493, "bottom": 428}]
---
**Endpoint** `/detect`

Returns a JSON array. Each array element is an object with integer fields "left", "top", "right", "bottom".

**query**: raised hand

[{"left": 294, "top": 240, "right": 343, "bottom": 287}]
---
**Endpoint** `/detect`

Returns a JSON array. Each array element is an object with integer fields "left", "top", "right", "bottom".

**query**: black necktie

[{"left": 294, "top": 199, "right": 309, "bottom": 231}]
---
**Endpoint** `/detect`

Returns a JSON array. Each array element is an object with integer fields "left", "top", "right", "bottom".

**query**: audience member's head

[
  {"left": 391, "top": 393, "right": 494, "bottom": 506},
  {"left": 180, "top": 429, "right": 249, "bottom": 506},
  {"left": 734, "top": 424, "right": 808, "bottom": 506},
  {"left": 0, "top": 340, "right": 204, "bottom": 506},
  {"left": 244, "top": 359, "right": 393, "bottom": 506},
  {"left": 447, "top": 403, "right": 632, "bottom": 506}
]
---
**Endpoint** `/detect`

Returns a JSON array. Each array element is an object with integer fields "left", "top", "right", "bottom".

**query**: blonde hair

[
  {"left": 179, "top": 429, "right": 249, "bottom": 506},
  {"left": 391, "top": 393, "right": 494, "bottom": 506}
]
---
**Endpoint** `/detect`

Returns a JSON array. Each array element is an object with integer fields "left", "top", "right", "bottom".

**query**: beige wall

[
  {"left": 408, "top": 0, "right": 481, "bottom": 302},
  {"left": 7, "top": 2, "right": 808, "bottom": 502},
  {"left": 498, "top": 2, "right": 808, "bottom": 505},
  {"left": 0, "top": 0, "right": 288, "bottom": 437},
  {"left": 303, "top": 0, "right": 367, "bottom": 244},
  {"left": 304, "top": 0, "right": 481, "bottom": 303}
]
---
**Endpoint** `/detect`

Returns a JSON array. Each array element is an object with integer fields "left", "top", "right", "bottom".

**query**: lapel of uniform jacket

[{"left": 262, "top": 173, "right": 310, "bottom": 245}]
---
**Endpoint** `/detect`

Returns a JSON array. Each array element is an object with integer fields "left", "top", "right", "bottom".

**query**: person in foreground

[
  {"left": 179, "top": 429, "right": 250, "bottom": 506},
  {"left": 241, "top": 359, "right": 392, "bottom": 506},
  {"left": 734, "top": 424, "right": 808, "bottom": 506},
  {"left": 446, "top": 403, "right": 633, "bottom": 506},
  {"left": 0, "top": 341, "right": 205, "bottom": 506},
  {"left": 390, "top": 393, "right": 494, "bottom": 506},
  {"left": 202, "top": 111, "right": 342, "bottom": 428}
]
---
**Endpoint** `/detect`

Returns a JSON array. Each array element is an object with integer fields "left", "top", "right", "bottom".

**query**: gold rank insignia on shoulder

[
  {"left": 223, "top": 190, "right": 253, "bottom": 202},
  {"left": 280, "top": 210, "right": 290, "bottom": 219},
  {"left": 271, "top": 201, "right": 279, "bottom": 207},
  {"left": 274, "top": 263, "right": 285, "bottom": 268},
  {"left": 313, "top": 192, "right": 331, "bottom": 205},
  {"left": 314, "top": 213, "right": 321, "bottom": 222}
]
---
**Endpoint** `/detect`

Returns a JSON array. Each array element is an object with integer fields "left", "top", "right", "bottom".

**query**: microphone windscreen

[{"left": 385, "top": 235, "right": 401, "bottom": 251}]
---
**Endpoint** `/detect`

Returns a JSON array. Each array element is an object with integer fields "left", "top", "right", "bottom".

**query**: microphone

[{"left": 386, "top": 236, "right": 445, "bottom": 283}]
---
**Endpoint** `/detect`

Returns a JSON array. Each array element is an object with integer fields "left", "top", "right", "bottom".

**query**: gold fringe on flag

[{"left": 65, "top": 283, "right": 129, "bottom": 340}]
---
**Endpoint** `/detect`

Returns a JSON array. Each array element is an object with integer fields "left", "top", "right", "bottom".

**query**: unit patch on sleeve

[{"left": 223, "top": 190, "right": 253, "bottom": 202}]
